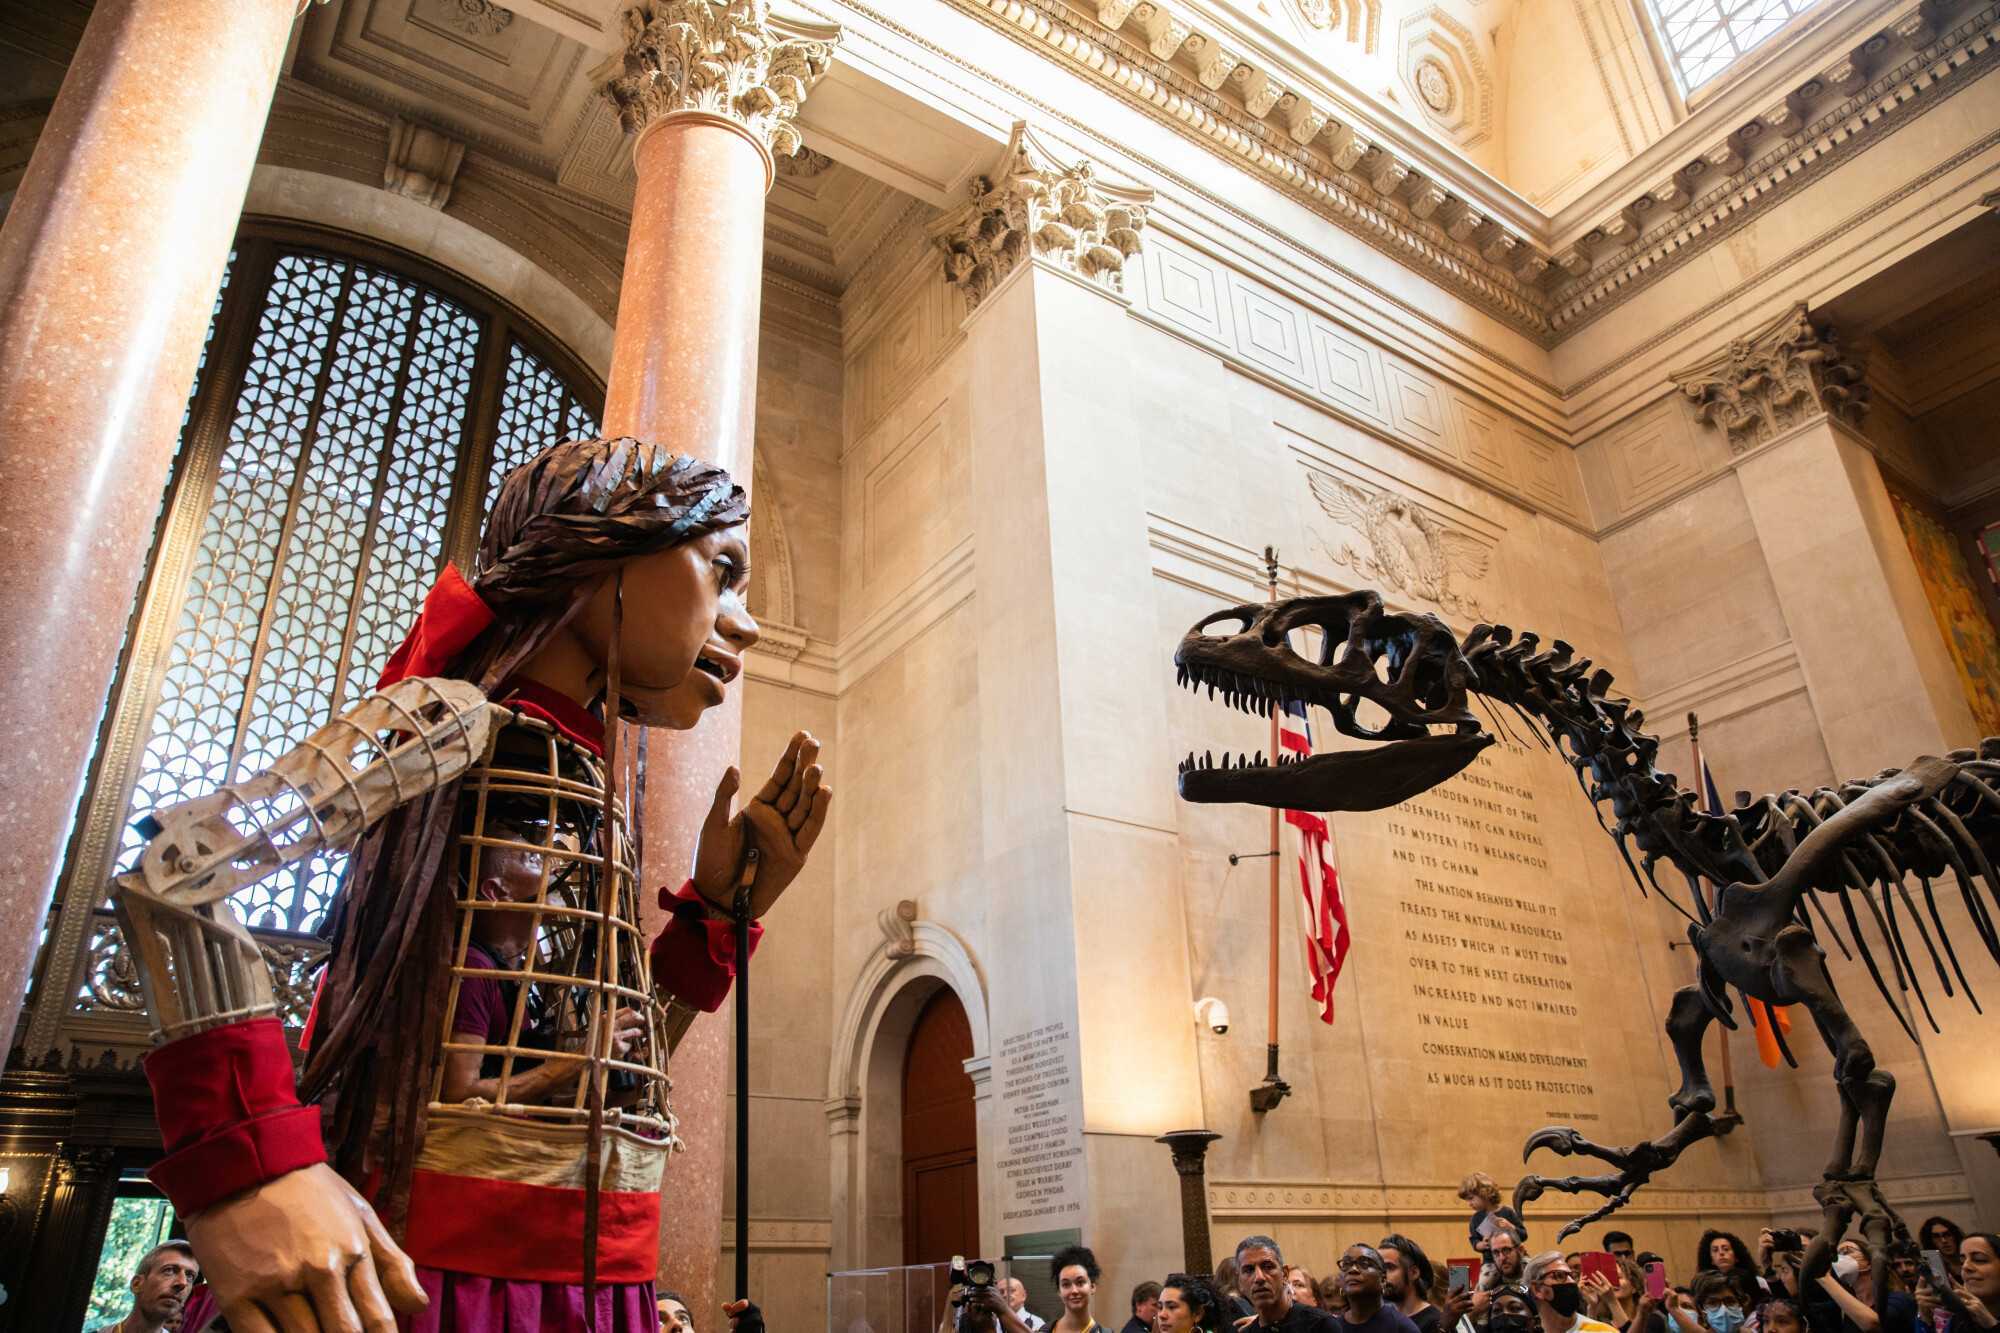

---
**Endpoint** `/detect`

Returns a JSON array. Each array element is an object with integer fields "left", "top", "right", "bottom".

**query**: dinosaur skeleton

[{"left": 1173, "top": 590, "right": 2000, "bottom": 1291}]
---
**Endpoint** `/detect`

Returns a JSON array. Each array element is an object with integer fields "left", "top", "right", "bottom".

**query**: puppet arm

[
  {"left": 651, "top": 730, "right": 834, "bottom": 1051},
  {"left": 110, "top": 677, "right": 500, "bottom": 1330}
]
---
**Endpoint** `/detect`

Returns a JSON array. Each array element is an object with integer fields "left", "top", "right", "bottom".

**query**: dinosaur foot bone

[{"left": 1515, "top": 1112, "right": 1717, "bottom": 1241}]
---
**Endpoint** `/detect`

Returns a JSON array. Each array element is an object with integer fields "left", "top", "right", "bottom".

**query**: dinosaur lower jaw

[{"left": 1176, "top": 732, "right": 1494, "bottom": 812}]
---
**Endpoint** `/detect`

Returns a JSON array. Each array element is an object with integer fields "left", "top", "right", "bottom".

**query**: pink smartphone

[{"left": 1645, "top": 1263, "right": 1668, "bottom": 1301}]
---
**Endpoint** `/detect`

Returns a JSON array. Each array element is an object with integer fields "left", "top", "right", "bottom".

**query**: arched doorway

[{"left": 901, "top": 988, "right": 979, "bottom": 1264}]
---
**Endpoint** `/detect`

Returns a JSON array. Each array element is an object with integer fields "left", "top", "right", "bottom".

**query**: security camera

[{"left": 1194, "top": 997, "right": 1230, "bottom": 1034}]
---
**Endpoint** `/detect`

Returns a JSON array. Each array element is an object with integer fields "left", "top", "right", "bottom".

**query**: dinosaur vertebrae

[{"left": 1457, "top": 622, "right": 2000, "bottom": 1037}]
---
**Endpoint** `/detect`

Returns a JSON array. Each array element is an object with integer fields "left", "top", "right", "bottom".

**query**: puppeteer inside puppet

[{"left": 111, "top": 436, "right": 832, "bottom": 1331}]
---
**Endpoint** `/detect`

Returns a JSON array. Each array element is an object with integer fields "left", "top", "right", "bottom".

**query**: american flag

[{"left": 1279, "top": 700, "right": 1349, "bottom": 1025}]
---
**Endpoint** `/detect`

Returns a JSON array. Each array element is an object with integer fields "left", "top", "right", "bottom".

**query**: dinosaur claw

[{"left": 1525, "top": 1125, "right": 1583, "bottom": 1159}]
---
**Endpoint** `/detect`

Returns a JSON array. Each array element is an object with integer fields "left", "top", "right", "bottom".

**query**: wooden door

[{"left": 901, "top": 988, "right": 979, "bottom": 1265}]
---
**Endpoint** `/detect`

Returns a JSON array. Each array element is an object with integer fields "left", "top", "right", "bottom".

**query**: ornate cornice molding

[
  {"left": 1670, "top": 303, "right": 1869, "bottom": 453},
  {"left": 928, "top": 121, "right": 1154, "bottom": 310},
  {"left": 926, "top": 0, "right": 1998, "bottom": 347},
  {"left": 592, "top": 0, "right": 839, "bottom": 157},
  {"left": 947, "top": 0, "right": 1557, "bottom": 341},
  {"left": 1553, "top": 0, "right": 2000, "bottom": 334}
]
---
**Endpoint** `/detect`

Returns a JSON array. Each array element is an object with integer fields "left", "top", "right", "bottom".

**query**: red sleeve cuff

[
  {"left": 143, "top": 1017, "right": 326, "bottom": 1214},
  {"left": 150, "top": 1105, "right": 327, "bottom": 1214},
  {"left": 651, "top": 880, "right": 762, "bottom": 1013}
]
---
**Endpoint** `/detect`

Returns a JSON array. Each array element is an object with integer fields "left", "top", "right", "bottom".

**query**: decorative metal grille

[
  {"left": 1648, "top": 0, "right": 1817, "bottom": 91},
  {"left": 98, "top": 243, "right": 600, "bottom": 960},
  {"left": 490, "top": 340, "right": 600, "bottom": 499}
]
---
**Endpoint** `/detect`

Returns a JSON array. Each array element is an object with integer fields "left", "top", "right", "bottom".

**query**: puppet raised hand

[
  {"left": 187, "top": 1163, "right": 426, "bottom": 1333},
  {"left": 692, "top": 730, "right": 832, "bottom": 918}
]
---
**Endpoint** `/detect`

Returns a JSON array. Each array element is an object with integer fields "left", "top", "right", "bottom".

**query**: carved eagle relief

[{"left": 1305, "top": 470, "right": 1490, "bottom": 614}]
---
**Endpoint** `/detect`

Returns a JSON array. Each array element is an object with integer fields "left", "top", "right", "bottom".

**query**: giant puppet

[
  {"left": 1173, "top": 591, "right": 1999, "bottom": 1301},
  {"left": 112, "top": 436, "right": 831, "bottom": 1332}
]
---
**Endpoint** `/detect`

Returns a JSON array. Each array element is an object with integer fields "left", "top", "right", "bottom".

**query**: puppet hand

[
  {"left": 187, "top": 1163, "right": 426, "bottom": 1333},
  {"left": 726, "top": 1300, "right": 768, "bottom": 1333},
  {"left": 691, "top": 732, "right": 832, "bottom": 918}
]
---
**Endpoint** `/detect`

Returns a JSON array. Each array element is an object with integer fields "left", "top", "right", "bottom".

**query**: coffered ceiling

[{"left": 280, "top": 0, "right": 945, "bottom": 299}]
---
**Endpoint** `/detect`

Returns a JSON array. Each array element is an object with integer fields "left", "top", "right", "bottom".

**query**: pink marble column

[
  {"left": 0, "top": 0, "right": 300, "bottom": 1045},
  {"left": 603, "top": 110, "right": 774, "bottom": 1326}
]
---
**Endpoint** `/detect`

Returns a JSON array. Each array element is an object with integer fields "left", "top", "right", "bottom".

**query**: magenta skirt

[{"left": 400, "top": 1267, "right": 660, "bottom": 1333}]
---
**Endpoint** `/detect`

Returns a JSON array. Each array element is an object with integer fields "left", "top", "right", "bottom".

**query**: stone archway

[
  {"left": 826, "top": 922, "right": 990, "bottom": 1272},
  {"left": 241, "top": 165, "right": 615, "bottom": 377}
]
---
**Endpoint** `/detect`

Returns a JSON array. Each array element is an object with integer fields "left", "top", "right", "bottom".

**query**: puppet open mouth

[
  {"left": 1171, "top": 596, "right": 1493, "bottom": 813},
  {"left": 693, "top": 652, "right": 731, "bottom": 682}
]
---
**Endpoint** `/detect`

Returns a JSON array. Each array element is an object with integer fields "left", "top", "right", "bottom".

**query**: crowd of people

[
  {"left": 90, "top": 1198, "right": 1999, "bottom": 1333},
  {"left": 952, "top": 1188, "right": 1997, "bottom": 1333}
]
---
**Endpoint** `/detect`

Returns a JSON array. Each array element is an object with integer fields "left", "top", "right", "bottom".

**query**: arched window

[{"left": 40, "top": 225, "right": 602, "bottom": 1032}]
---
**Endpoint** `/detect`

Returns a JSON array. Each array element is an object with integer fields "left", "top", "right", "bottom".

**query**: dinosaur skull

[{"left": 1173, "top": 590, "right": 1493, "bottom": 811}]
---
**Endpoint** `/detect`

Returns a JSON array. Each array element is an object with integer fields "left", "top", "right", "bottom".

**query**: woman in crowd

[
  {"left": 1052, "top": 1246, "right": 1105, "bottom": 1333},
  {"left": 1585, "top": 1255, "right": 1664, "bottom": 1333},
  {"left": 1217, "top": 1258, "right": 1255, "bottom": 1322},
  {"left": 1918, "top": 1232, "right": 1998, "bottom": 1333},
  {"left": 1158, "top": 1274, "right": 1228, "bottom": 1333},
  {"left": 1290, "top": 1268, "right": 1326, "bottom": 1311},
  {"left": 1811, "top": 1237, "right": 1915, "bottom": 1333},
  {"left": 1922, "top": 1222, "right": 1970, "bottom": 1285},
  {"left": 1688, "top": 1271, "right": 1758, "bottom": 1333},
  {"left": 1584, "top": 1258, "right": 1646, "bottom": 1330},
  {"left": 1697, "top": 1235, "right": 1761, "bottom": 1281}
]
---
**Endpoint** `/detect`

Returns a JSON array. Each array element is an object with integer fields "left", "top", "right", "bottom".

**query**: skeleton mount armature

[{"left": 1175, "top": 589, "right": 2000, "bottom": 1280}]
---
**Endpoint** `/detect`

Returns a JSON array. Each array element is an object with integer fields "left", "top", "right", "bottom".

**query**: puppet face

[
  {"left": 568, "top": 525, "right": 758, "bottom": 729},
  {"left": 1173, "top": 590, "right": 1491, "bottom": 811}
]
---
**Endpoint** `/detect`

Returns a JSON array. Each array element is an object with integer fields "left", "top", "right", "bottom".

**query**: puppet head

[{"left": 455, "top": 436, "right": 755, "bottom": 728}]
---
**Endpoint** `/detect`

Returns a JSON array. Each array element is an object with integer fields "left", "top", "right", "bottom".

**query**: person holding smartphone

[
  {"left": 1919, "top": 1223, "right": 1968, "bottom": 1285},
  {"left": 1812, "top": 1239, "right": 1915, "bottom": 1333},
  {"left": 1601, "top": 1255, "right": 1667, "bottom": 1333},
  {"left": 1918, "top": 1233, "right": 1998, "bottom": 1333},
  {"left": 1524, "top": 1252, "right": 1622, "bottom": 1333}
]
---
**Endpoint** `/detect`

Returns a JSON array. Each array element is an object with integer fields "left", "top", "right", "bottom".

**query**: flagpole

[
  {"left": 1251, "top": 547, "right": 1291, "bottom": 1113},
  {"left": 1687, "top": 713, "right": 1741, "bottom": 1132}
]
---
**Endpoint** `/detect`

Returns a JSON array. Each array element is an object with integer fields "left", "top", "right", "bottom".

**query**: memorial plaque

[{"left": 995, "top": 1020, "right": 1087, "bottom": 1225}]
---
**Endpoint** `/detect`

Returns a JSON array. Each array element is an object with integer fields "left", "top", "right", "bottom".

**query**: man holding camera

[{"left": 954, "top": 1271, "right": 1035, "bottom": 1333}]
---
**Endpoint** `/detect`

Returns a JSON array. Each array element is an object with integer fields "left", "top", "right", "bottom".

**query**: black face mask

[
  {"left": 1546, "top": 1286, "right": 1583, "bottom": 1318},
  {"left": 1490, "top": 1315, "right": 1535, "bottom": 1333}
]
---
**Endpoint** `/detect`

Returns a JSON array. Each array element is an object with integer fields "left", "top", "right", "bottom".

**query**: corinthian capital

[
  {"left": 1670, "top": 304, "right": 1869, "bottom": 453},
  {"left": 596, "top": 0, "right": 837, "bottom": 156},
  {"left": 928, "top": 122, "right": 1154, "bottom": 311}
]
